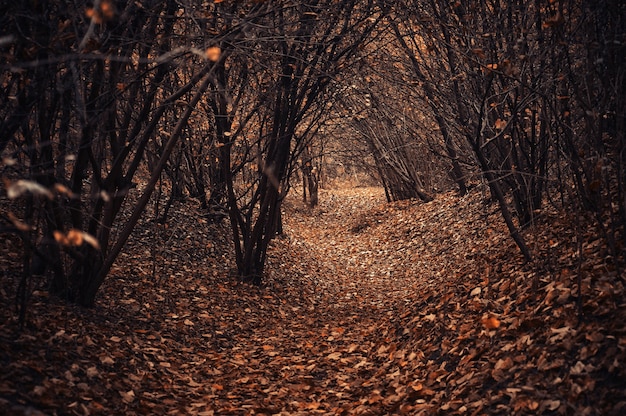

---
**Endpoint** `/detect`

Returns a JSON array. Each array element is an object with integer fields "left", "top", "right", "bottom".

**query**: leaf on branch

[
  {"left": 54, "top": 229, "right": 101, "bottom": 250},
  {"left": 206, "top": 46, "right": 221, "bottom": 62},
  {"left": 100, "top": 1, "right": 116, "bottom": 20},
  {"left": 85, "top": 0, "right": 116, "bottom": 24},
  {"left": 99, "top": 190, "right": 111, "bottom": 202},
  {"left": 7, "top": 212, "right": 32, "bottom": 231},
  {"left": 54, "top": 183, "right": 76, "bottom": 198},
  {"left": 5, "top": 179, "right": 54, "bottom": 200},
  {"left": 85, "top": 7, "right": 96, "bottom": 19},
  {"left": 82, "top": 232, "right": 101, "bottom": 250},
  {"left": 2, "top": 157, "right": 17, "bottom": 166}
]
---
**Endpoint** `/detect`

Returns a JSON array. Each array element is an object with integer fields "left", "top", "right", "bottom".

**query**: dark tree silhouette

[{"left": 1, "top": 0, "right": 225, "bottom": 306}]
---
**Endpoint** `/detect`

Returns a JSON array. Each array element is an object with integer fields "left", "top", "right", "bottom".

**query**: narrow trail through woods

[
  {"left": 230, "top": 185, "right": 505, "bottom": 413},
  {"left": 220, "top": 186, "right": 420, "bottom": 413},
  {"left": 277, "top": 187, "right": 418, "bottom": 318},
  {"left": 188, "top": 185, "right": 466, "bottom": 414}
]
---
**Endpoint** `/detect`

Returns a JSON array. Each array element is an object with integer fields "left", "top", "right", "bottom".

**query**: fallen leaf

[{"left": 482, "top": 316, "right": 501, "bottom": 330}]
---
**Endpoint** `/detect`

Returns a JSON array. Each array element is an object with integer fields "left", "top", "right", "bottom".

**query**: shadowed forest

[{"left": 1, "top": 1, "right": 625, "bottom": 415}]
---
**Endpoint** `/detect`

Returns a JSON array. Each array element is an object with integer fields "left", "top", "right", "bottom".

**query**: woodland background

[{"left": 1, "top": 0, "right": 625, "bottom": 414}]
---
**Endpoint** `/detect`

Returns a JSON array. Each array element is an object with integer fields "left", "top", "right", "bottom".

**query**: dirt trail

[
  {"left": 233, "top": 187, "right": 412, "bottom": 414},
  {"left": 276, "top": 187, "right": 416, "bottom": 312},
  {"left": 240, "top": 185, "right": 488, "bottom": 414}
]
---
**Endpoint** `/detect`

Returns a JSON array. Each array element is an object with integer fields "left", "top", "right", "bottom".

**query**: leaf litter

[{"left": 1, "top": 185, "right": 624, "bottom": 415}]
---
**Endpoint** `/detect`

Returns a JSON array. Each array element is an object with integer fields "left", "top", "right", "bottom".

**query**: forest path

[
  {"left": 131, "top": 184, "right": 529, "bottom": 415},
  {"left": 224, "top": 186, "right": 425, "bottom": 414},
  {"left": 276, "top": 186, "right": 419, "bottom": 320},
  {"left": 232, "top": 185, "right": 484, "bottom": 414}
]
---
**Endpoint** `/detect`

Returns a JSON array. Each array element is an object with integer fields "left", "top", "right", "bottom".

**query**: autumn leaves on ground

[{"left": 1, "top": 185, "right": 625, "bottom": 415}]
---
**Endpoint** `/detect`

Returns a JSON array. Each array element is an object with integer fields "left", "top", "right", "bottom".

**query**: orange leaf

[
  {"left": 100, "top": 0, "right": 115, "bottom": 20},
  {"left": 206, "top": 46, "right": 221, "bottom": 62},
  {"left": 53, "top": 230, "right": 69, "bottom": 245},
  {"left": 67, "top": 229, "right": 84, "bottom": 246},
  {"left": 482, "top": 316, "right": 501, "bottom": 329}
]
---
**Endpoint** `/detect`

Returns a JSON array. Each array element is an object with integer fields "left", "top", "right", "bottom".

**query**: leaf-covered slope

[{"left": 1, "top": 185, "right": 624, "bottom": 415}]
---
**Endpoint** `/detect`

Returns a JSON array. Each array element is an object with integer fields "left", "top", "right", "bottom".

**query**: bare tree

[
  {"left": 203, "top": 1, "right": 380, "bottom": 283},
  {"left": 383, "top": 0, "right": 625, "bottom": 264},
  {"left": 1, "top": 0, "right": 225, "bottom": 307}
]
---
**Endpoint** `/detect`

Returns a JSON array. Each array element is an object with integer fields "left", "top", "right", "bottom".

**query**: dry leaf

[
  {"left": 120, "top": 389, "right": 135, "bottom": 403},
  {"left": 482, "top": 316, "right": 501, "bottom": 329},
  {"left": 206, "top": 46, "right": 221, "bottom": 62},
  {"left": 7, "top": 212, "right": 32, "bottom": 231},
  {"left": 6, "top": 179, "right": 53, "bottom": 199},
  {"left": 100, "top": 356, "right": 115, "bottom": 365}
]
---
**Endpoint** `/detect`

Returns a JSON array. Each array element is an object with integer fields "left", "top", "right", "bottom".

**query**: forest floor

[{"left": 1, "top": 184, "right": 625, "bottom": 415}]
